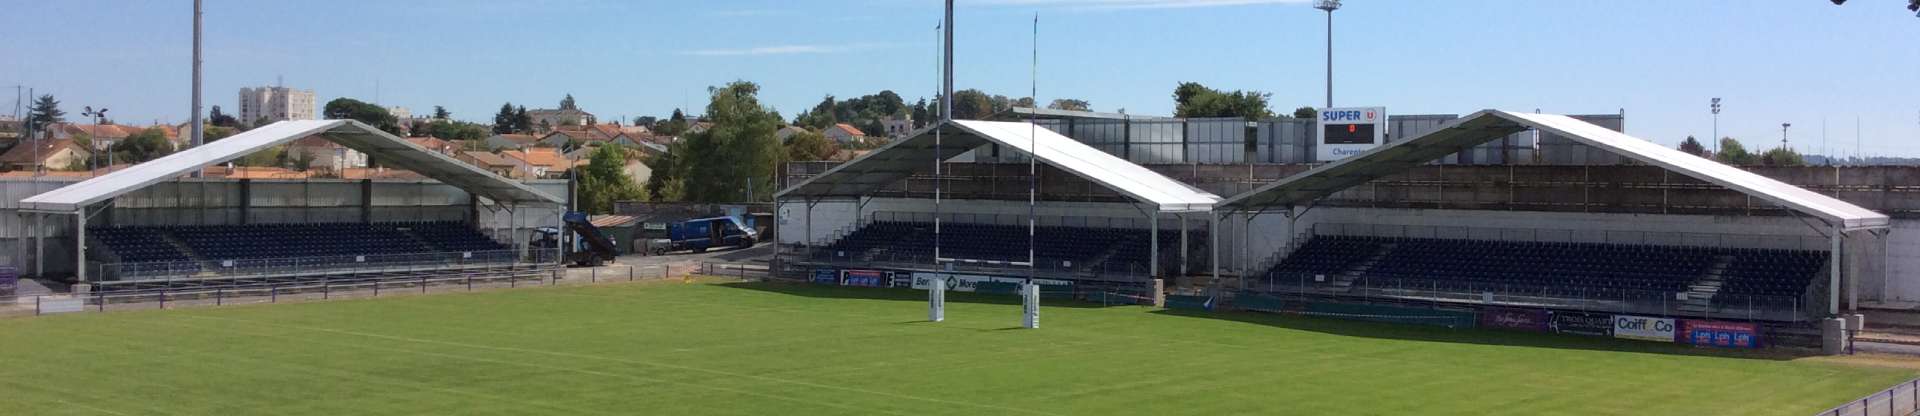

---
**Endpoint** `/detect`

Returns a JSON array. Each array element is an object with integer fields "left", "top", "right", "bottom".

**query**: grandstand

[
  {"left": 1257, "top": 233, "right": 1825, "bottom": 321},
  {"left": 6, "top": 120, "right": 568, "bottom": 291},
  {"left": 778, "top": 119, "right": 1218, "bottom": 284},
  {"left": 778, "top": 110, "right": 1902, "bottom": 349},
  {"left": 1213, "top": 110, "right": 1886, "bottom": 324}
]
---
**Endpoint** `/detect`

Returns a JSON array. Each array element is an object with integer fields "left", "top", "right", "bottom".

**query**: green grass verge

[{"left": 0, "top": 281, "right": 1908, "bottom": 415}]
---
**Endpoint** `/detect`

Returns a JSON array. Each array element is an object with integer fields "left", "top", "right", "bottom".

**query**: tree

[
  {"left": 1010, "top": 96, "right": 1036, "bottom": 109},
  {"left": 784, "top": 130, "right": 838, "bottom": 161},
  {"left": 1760, "top": 147, "right": 1807, "bottom": 167},
  {"left": 421, "top": 120, "right": 489, "bottom": 141},
  {"left": 652, "top": 81, "right": 782, "bottom": 203},
  {"left": 27, "top": 94, "right": 64, "bottom": 131},
  {"left": 1678, "top": 136, "right": 1708, "bottom": 158},
  {"left": 560, "top": 94, "right": 577, "bottom": 111},
  {"left": 110, "top": 127, "right": 174, "bottom": 164},
  {"left": 492, "top": 103, "right": 516, "bottom": 134},
  {"left": 512, "top": 106, "right": 532, "bottom": 133},
  {"left": 250, "top": 116, "right": 273, "bottom": 130},
  {"left": 1172, "top": 82, "right": 1273, "bottom": 120},
  {"left": 238, "top": 146, "right": 285, "bottom": 167},
  {"left": 948, "top": 89, "right": 996, "bottom": 120},
  {"left": 204, "top": 126, "right": 237, "bottom": 143},
  {"left": 209, "top": 105, "right": 239, "bottom": 127},
  {"left": 1292, "top": 106, "right": 1317, "bottom": 119},
  {"left": 432, "top": 105, "right": 451, "bottom": 119},
  {"left": 322, "top": 98, "right": 400, "bottom": 134},
  {"left": 575, "top": 144, "right": 646, "bottom": 214},
  {"left": 633, "top": 116, "right": 657, "bottom": 129},
  {"left": 655, "top": 109, "right": 690, "bottom": 136},
  {"left": 1715, "top": 137, "right": 1755, "bottom": 166},
  {"left": 910, "top": 98, "right": 931, "bottom": 128},
  {"left": 1047, "top": 99, "right": 1091, "bottom": 112}
]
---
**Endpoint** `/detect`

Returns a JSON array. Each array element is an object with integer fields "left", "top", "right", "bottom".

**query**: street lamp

[
  {"left": 1781, "top": 122, "right": 1792, "bottom": 150},
  {"left": 1314, "top": 0, "right": 1341, "bottom": 108},
  {"left": 1710, "top": 98, "right": 1721, "bottom": 154},
  {"left": 82, "top": 106, "right": 108, "bottom": 173}
]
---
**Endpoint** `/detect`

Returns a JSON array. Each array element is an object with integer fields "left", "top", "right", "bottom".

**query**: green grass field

[{"left": 0, "top": 280, "right": 1909, "bottom": 415}]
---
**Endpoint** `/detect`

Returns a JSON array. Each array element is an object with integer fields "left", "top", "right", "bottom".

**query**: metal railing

[
  {"left": 1814, "top": 378, "right": 1920, "bottom": 416},
  {"left": 1251, "top": 272, "right": 1808, "bottom": 323},
  {"left": 0, "top": 263, "right": 671, "bottom": 318},
  {"left": 784, "top": 244, "right": 1158, "bottom": 282},
  {"left": 94, "top": 249, "right": 559, "bottom": 282},
  {"left": 1311, "top": 223, "right": 1831, "bottom": 252}
]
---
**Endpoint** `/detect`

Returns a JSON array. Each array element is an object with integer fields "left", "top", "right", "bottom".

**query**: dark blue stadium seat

[
  {"left": 1264, "top": 235, "right": 1826, "bottom": 311},
  {"left": 821, "top": 221, "right": 1175, "bottom": 275},
  {"left": 90, "top": 221, "right": 508, "bottom": 270}
]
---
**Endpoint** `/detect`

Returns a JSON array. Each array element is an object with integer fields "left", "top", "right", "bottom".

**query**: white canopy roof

[
  {"left": 775, "top": 119, "right": 1219, "bottom": 213},
  {"left": 1220, "top": 110, "right": 1889, "bottom": 230},
  {"left": 19, "top": 120, "right": 561, "bottom": 213}
]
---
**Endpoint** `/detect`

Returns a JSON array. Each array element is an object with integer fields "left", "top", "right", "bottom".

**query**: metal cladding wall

[
  {"left": 1012, "top": 112, "right": 1629, "bottom": 166},
  {"left": 975, "top": 117, "right": 1248, "bottom": 165},
  {"left": 0, "top": 177, "right": 565, "bottom": 277}
]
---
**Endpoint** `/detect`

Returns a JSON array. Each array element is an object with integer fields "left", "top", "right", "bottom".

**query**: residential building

[
  {"left": 284, "top": 135, "right": 368, "bottom": 174},
  {"left": 482, "top": 133, "right": 541, "bottom": 150},
  {"left": 405, "top": 137, "right": 456, "bottom": 155},
  {"left": 501, "top": 147, "right": 570, "bottom": 179},
  {"left": 775, "top": 125, "right": 808, "bottom": 142},
  {"left": 457, "top": 151, "right": 517, "bottom": 177},
  {"left": 237, "top": 86, "right": 317, "bottom": 125},
  {"left": 526, "top": 108, "right": 594, "bottom": 131},
  {"left": 824, "top": 123, "right": 867, "bottom": 144},
  {"left": 881, "top": 116, "right": 914, "bottom": 139},
  {"left": 0, "top": 138, "right": 90, "bottom": 172},
  {"left": 387, "top": 106, "right": 411, "bottom": 121}
]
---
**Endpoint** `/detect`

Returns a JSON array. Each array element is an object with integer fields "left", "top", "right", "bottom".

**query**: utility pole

[
  {"left": 189, "top": 0, "right": 204, "bottom": 177},
  {"left": 1314, "top": 0, "right": 1341, "bottom": 108}
]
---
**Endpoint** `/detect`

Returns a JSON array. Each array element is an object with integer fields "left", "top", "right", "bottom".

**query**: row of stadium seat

[
  {"left": 91, "top": 222, "right": 508, "bottom": 266},
  {"left": 822, "top": 221, "right": 1183, "bottom": 275},
  {"left": 1265, "top": 235, "right": 1826, "bottom": 305}
]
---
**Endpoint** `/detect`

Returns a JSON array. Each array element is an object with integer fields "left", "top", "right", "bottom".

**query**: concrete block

[{"left": 1822, "top": 318, "right": 1850, "bottom": 356}]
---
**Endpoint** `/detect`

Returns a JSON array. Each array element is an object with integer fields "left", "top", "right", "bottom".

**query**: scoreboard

[{"left": 1316, "top": 106, "right": 1386, "bottom": 162}]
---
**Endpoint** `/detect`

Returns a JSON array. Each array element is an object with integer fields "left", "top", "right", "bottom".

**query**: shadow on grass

[
  {"left": 1148, "top": 308, "right": 1808, "bottom": 361},
  {"left": 711, "top": 280, "right": 1127, "bottom": 309}
]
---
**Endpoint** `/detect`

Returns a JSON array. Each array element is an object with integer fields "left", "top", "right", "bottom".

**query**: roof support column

[
  {"left": 1178, "top": 214, "right": 1188, "bottom": 277},
  {"left": 1209, "top": 212, "right": 1220, "bottom": 289},
  {"left": 1149, "top": 210, "right": 1159, "bottom": 282},
  {"left": 35, "top": 213, "right": 44, "bottom": 277},
  {"left": 1830, "top": 226, "right": 1842, "bottom": 316},
  {"left": 14, "top": 212, "right": 24, "bottom": 278},
  {"left": 75, "top": 211, "right": 86, "bottom": 284}
]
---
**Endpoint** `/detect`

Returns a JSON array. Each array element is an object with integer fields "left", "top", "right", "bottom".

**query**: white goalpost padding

[
  {"left": 1022, "top": 281, "right": 1040, "bottom": 329},
  {"left": 928, "top": 278, "right": 945, "bottom": 322}
]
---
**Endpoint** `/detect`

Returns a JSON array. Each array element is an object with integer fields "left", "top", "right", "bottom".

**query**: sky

[{"left": 2, "top": 0, "right": 1917, "bottom": 156}]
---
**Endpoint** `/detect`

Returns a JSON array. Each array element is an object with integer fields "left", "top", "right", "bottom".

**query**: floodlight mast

[{"left": 1314, "top": 0, "right": 1340, "bottom": 108}]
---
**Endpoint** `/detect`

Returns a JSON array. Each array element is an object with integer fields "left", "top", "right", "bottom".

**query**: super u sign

[{"left": 1315, "top": 106, "right": 1386, "bottom": 161}]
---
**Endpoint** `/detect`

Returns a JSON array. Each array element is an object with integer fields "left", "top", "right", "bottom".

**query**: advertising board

[
  {"left": 1549, "top": 312, "right": 1614, "bottom": 337},
  {"left": 1480, "top": 308, "right": 1550, "bottom": 332},
  {"left": 1612, "top": 315, "right": 1677, "bottom": 342},
  {"left": 1679, "top": 320, "right": 1761, "bottom": 349},
  {"left": 840, "top": 270, "right": 886, "bottom": 287},
  {"left": 1315, "top": 106, "right": 1387, "bottom": 161},
  {"left": 909, "top": 272, "right": 1072, "bottom": 293},
  {"left": 811, "top": 269, "right": 838, "bottom": 285}
]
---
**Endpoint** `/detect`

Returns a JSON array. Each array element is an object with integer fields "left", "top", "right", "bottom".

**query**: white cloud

[
  {"left": 971, "top": 0, "right": 1310, "bottom": 10},
  {"left": 678, "top": 43, "right": 898, "bottom": 57}
]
